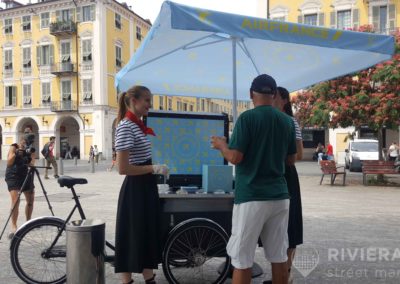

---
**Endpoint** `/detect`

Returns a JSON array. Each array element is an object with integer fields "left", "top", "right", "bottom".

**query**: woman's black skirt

[
  {"left": 285, "top": 165, "right": 303, "bottom": 248},
  {"left": 114, "top": 163, "right": 161, "bottom": 273}
]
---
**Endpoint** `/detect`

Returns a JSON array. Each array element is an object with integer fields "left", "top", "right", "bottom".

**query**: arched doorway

[
  {"left": 58, "top": 117, "right": 80, "bottom": 159},
  {"left": 17, "top": 118, "right": 39, "bottom": 159}
]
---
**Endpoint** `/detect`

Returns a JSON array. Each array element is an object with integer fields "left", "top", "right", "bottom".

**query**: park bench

[
  {"left": 319, "top": 160, "right": 346, "bottom": 186},
  {"left": 362, "top": 160, "right": 398, "bottom": 185}
]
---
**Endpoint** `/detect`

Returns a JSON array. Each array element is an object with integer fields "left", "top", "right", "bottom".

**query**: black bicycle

[{"left": 9, "top": 176, "right": 231, "bottom": 284}]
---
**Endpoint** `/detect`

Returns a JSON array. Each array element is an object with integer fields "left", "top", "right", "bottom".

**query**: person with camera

[
  {"left": 42, "top": 136, "right": 59, "bottom": 179},
  {"left": 5, "top": 137, "right": 36, "bottom": 239}
]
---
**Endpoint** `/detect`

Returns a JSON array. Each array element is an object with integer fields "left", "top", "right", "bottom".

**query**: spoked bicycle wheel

[
  {"left": 162, "top": 218, "right": 231, "bottom": 284},
  {"left": 10, "top": 217, "right": 67, "bottom": 284}
]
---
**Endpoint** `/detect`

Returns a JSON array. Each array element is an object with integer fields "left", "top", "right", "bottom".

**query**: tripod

[{"left": 0, "top": 165, "right": 54, "bottom": 240}]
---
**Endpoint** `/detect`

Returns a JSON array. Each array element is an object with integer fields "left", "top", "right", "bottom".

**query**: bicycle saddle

[{"left": 58, "top": 176, "right": 88, "bottom": 188}]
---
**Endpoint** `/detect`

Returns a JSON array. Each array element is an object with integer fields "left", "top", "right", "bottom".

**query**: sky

[{"left": 7, "top": 0, "right": 260, "bottom": 23}]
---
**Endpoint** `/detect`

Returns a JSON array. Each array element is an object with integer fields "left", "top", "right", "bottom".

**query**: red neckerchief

[{"left": 125, "top": 111, "right": 156, "bottom": 136}]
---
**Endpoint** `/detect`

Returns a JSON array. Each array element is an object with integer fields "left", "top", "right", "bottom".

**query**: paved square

[{"left": 0, "top": 160, "right": 399, "bottom": 283}]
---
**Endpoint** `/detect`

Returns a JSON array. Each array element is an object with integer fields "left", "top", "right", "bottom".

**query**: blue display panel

[{"left": 146, "top": 113, "right": 226, "bottom": 175}]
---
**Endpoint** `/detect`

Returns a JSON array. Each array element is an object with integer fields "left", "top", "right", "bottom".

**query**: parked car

[{"left": 345, "top": 139, "right": 379, "bottom": 172}]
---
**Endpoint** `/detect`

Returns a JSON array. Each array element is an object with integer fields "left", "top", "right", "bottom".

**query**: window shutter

[
  {"left": 69, "top": 9, "right": 75, "bottom": 21},
  {"left": 12, "top": 86, "right": 17, "bottom": 106},
  {"left": 56, "top": 10, "right": 61, "bottom": 21},
  {"left": 49, "top": 44, "right": 54, "bottom": 65},
  {"left": 36, "top": 46, "right": 41, "bottom": 66},
  {"left": 5, "top": 87, "right": 10, "bottom": 106},
  {"left": 90, "top": 5, "right": 95, "bottom": 21},
  {"left": 76, "top": 6, "right": 82, "bottom": 22},
  {"left": 352, "top": 9, "right": 359, "bottom": 29},
  {"left": 297, "top": 15, "right": 303, "bottom": 23},
  {"left": 330, "top": 11, "right": 336, "bottom": 28},
  {"left": 318, "top": 13, "right": 325, "bottom": 26},
  {"left": 372, "top": 6, "right": 379, "bottom": 31},
  {"left": 388, "top": 4, "right": 396, "bottom": 32}
]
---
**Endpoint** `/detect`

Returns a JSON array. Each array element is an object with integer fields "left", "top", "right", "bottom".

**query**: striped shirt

[
  {"left": 115, "top": 119, "right": 152, "bottom": 165},
  {"left": 292, "top": 117, "right": 302, "bottom": 141}
]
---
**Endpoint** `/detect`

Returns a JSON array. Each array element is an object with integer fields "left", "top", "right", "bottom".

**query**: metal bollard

[
  {"left": 90, "top": 158, "right": 95, "bottom": 173},
  {"left": 74, "top": 156, "right": 78, "bottom": 166},
  {"left": 66, "top": 219, "right": 105, "bottom": 284},
  {"left": 59, "top": 158, "right": 64, "bottom": 175}
]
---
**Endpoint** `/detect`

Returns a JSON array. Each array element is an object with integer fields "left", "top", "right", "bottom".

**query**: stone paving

[{"left": 0, "top": 160, "right": 399, "bottom": 283}]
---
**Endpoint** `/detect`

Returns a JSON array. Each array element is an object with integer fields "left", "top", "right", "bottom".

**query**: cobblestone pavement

[{"left": 0, "top": 160, "right": 399, "bottom": 283}]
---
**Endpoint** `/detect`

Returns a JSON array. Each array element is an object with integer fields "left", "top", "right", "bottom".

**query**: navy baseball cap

[{"left": 250, "top": 74, "right": 277, "bottom": 95}]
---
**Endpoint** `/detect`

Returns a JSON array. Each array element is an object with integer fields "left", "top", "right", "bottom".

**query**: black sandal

[
  {"left": 122, "top": 280, "right": 133, "bottom": 284},
  {"left": 145, "top": 274, "right": 156, "bottom": 284}
]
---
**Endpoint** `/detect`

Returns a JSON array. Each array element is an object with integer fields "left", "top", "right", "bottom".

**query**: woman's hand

[{"left": 152, "top": 164, "right": 169, "bottom": 176}]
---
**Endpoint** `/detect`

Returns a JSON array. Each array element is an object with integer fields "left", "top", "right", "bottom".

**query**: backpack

[{"left": 41, "top": 143, "right": 49, "bottom": 158}]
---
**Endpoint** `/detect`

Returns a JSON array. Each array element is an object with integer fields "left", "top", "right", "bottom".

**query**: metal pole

[
  {"left": 90, "top": 158, "right": 95, "bottom": 173},
  {"left": 232, "top": 37, "right": 238, "bottom": 124},
  {"left": 59, "top": 157, "right": 64, "bottom": 175}
]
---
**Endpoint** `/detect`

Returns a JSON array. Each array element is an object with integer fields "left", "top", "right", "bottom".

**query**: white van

[{"left": 344, "top": 139, "right": 379, "bottom": 171}]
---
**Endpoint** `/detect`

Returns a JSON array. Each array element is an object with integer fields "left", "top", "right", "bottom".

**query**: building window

[
  {"left": 61, "top": 42, "right": 71, "bottom": 62},
  {"left": 183, "top": 103, "right": 188, "bottom": 111},
  {"left": 23, "top": 84, "right": 32, "bottom": 106},
  {"left": 22, "top": 47, "right": 31, "bottom": 69},
  {"left": 337, "top": 10, "right": 351, "bottom": 30},
  {"left": 41, "top": 82, "right": 51, "bottom": 104},
  {"left": 41, "top": 12, "right": 50, "bottom": 28},
  {"left": 136, "top": 26, "right": 142, "bottom": 40},
  {"left": 62, "top": 81, "right": 71, "bottom": 100},
  {"left": 115, "top": 13, "right": 121, "bottom": 29},
  {"left": 82, "top": 79, "right": 92, "bottom": 101},
  {"left": 5, "top": 86, "right": 16, "bottom": 107},
  {"left": 168, "top": 97, "right": 172, "bottom": 110},
  {"left": 37, "top": 45, "right": 54, "bottom": 66},
  {"left": 22, "top": 16, "right": 31, "bottom": 31},
  {"left": 4, "top": 49, "right": 13, "bottom": 71},
  {"left": 304, "top": 14, "right": 317, "bottom": 26},
  {"left": 189, "top": 105, "right": 194, "bottom": 112},
  {"left": 4, "top": 18, "right": 12, "bottom": 34},
  {"left": 57, "top": 9, "right": 71, "bottom": 22},
  {"left": 82, "top": 5, "right": 94, "bottom": 22},
  {"left": 272, "top": 16, "right": 285, "bottom": 21},
  {"left": 115, "top": 45, "right": 122, "bottom": 68},
  {"left": 159, "top": 96, "right": 163, "bottom": 110},
  {"left": 82, "top": 39, "right": 92, "bottom": 62},
  {"left": 201, "top": 100, "right": 205, "bottom": 111}
]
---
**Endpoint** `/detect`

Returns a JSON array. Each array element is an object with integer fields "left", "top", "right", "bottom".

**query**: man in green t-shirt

[{"left": 211, "top": 74, "right": 296, "bottom": 284}]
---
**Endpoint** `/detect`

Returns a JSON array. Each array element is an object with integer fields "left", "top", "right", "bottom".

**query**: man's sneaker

[
  {"left": 54, "top": 175, "right": 60, "bottom": 178},
  {"left": 44, "top": 176, "right": 49, "bottom": 179}
]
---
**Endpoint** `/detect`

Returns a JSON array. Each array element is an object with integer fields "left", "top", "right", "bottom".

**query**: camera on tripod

[{"left": 24, "top": 133, "right": 36, "bottom": 153}]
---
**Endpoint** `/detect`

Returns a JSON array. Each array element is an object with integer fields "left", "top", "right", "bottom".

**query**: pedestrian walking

[
  {"left": 388, "top": 142, "right": 399, "bottom": 161},
  {"left": 94, "top": 145, "right": 99, "bottom": 164},
  {"left": 43, "top": 136, "right": 59, "bottom": 179},
  {"left": 88, "top": 145, "right": 94, "bottom": 163}
]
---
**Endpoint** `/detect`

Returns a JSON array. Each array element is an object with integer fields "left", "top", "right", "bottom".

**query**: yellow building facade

[
  {"left": 0, "top": 0, "right": 151, "bottom": 159},
  {"left": 258, "top": 0, "right": 398, "bottom": 34},
  {"left": 0, "top": 0, "right": 251, "bottom": 160}
]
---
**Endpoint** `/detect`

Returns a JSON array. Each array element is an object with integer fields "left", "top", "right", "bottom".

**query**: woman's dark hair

[
  {"left": 277, "top": 86, "right": 293, "bottom": 117},
  {"left": 116, "top": 85, "right": 151, "bottom": 124}
]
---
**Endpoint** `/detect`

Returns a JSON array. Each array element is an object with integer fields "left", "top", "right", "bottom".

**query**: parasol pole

[{"left": 232, "top": 37, "right": 238, "bottom": 124}]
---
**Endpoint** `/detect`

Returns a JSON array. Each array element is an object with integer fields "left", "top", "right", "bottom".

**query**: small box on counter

[{"left": 202, "top": 165, "right": 233, "bottom": 193}]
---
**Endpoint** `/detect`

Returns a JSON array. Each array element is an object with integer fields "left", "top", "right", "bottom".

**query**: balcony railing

[
  {"left": 49, "top": 20, "right": 77, "bottom": 36},
  {"left": 22, "top": 68, "right": 32, "bottom": 77},
  {"left": 51, "top": 100, "right": 77, "bottom": 112},
  {"left": 3, "top": 69, "right": 13, "bottom": 78},
  {"left": 51, "top": 62, "right": 76, "bottom": 76}
]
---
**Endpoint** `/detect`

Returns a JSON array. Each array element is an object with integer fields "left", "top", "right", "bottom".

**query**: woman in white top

[
  {"left": 114, "top": 85, "right": 168, "bottom": 284},
  {"left": 388, "top": 142, "right": 399, "bottom": 161}
]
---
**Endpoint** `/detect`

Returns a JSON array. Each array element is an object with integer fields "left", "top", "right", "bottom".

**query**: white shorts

[{"left": 227, "top": 199, "right": 290, "bottom": 269}]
